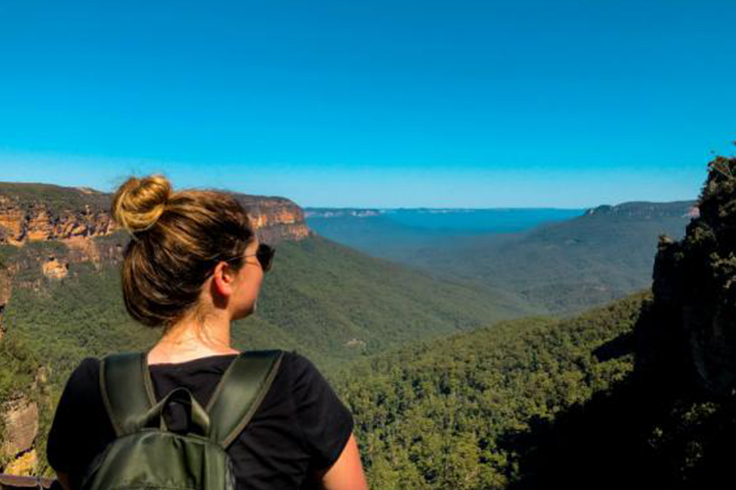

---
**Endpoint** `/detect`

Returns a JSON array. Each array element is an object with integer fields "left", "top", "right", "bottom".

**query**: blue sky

[{"left": 1, "top": 0, "right": 734, "bottom": 208}]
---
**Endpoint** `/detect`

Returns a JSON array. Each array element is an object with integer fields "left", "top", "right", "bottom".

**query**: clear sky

[{"left": 1, "top": 0, "right": 734, "bottom": 208}]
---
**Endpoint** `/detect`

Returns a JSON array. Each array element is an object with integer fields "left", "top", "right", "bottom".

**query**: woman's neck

[{"left": 148, "top": 313, "right": 239, "bottom": 364}]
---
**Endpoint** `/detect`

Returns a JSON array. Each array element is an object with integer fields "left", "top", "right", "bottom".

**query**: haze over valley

[{"left": 307, "top": 201, "right": 696, "bottom": 315}]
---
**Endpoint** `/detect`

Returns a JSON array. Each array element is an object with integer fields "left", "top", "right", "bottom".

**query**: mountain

[
  {"left": 388, "top": 200, "right": 697, "bottom": 314},
  {"left": 305, "top": 202, "right": 696, "bottom": 315}
]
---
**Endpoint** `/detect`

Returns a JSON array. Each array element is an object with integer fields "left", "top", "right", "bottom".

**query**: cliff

[
  {"left": 233, "top": 194, "right": 311, "bottom": 243},
  {"left": 0, "top": 397, "right": 38, "bottom": 475},
  {"left": 640, "top": 155, "right": 736, "bottom": 398},
  {"left": 0, "top": 182, "right": 312, "bottom": 246}
]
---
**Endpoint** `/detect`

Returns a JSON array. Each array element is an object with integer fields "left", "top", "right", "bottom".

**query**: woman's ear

[{"left": 212, "top": 261, "right": 237, "bottom": 298}]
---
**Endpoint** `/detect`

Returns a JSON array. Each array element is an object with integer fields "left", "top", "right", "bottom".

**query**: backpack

[{"left": 79, "top": 349, "right": 284, "bottom": 490}]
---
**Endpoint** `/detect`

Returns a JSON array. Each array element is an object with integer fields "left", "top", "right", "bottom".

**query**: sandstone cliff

[
  {"left": 0, "top": 397, "right": 38, "bottom": 471},
  {"left": 234, "top": 194, "right": 311, "bottom": 243},
  {"left": 0, "top": 184, "right": 113, "bottom": 245},
  {"left": 0, "top": 182, "right": 312, "bottom": 247}
]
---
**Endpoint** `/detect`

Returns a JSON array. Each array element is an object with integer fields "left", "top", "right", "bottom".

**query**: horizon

[
  {"left": 0, "top": 178, "right": 699, "bottom": 211},
  {"left": 1, "top": 1, "right": 734, "bottom": 207}
]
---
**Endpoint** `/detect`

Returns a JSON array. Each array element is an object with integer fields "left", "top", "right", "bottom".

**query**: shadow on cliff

[{"left": 496, "top": 296, "right": 736, "bottom": 490}]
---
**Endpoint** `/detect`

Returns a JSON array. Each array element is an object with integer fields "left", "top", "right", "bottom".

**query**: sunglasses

[{"left": 242, "top": 243, "right": 275, "bottom": 272}]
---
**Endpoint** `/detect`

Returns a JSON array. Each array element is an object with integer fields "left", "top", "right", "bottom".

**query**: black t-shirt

[{"left": 46, "top": 350, "right": 354, "bottom": 490}]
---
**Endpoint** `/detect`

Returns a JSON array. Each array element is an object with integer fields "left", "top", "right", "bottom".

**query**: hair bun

[{"left": 111, "top": 174, "right": 172, "bottom": 234}]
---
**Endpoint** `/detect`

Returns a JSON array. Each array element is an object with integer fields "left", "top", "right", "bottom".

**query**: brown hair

[{"left": 111, "top": 174, "right": 255, "bottom": 329}]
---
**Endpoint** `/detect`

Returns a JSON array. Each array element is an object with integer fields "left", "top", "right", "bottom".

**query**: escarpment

[
  {"left": 0, "top": 182, "right": 312, "bottom": 247},
  {"left": 0, "top": 184, "right": 114, "bottom": 245}
]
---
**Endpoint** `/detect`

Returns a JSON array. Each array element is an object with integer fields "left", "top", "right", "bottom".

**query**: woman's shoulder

[
  {"left": 65, "top": 356, "right": 101, "bottom": 386},
  {"left": 53, "top": 357, "right": 102, "bottom": 406},
  {"left": 245, "top": 349, "right": 316, "bottom": 374},
  {"left": 281, "top": 350, "right": 323, "bottom": 379}
]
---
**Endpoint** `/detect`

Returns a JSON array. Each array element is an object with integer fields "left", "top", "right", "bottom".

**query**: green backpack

[{"left": 80, "top": 349, "right": 284, "bottom": 490}]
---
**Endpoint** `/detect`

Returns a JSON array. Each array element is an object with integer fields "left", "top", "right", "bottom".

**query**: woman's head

[{"left": 111, "top": 174, "right": 260, "bottom": 331}]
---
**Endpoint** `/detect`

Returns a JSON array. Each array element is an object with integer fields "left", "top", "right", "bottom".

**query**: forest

[{"left": 331, "top": 291, "right": 645, "bottom": 489}]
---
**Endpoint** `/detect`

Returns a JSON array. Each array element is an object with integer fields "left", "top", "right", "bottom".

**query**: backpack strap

[
  {"left": 100, "top": 351, "right": 157, "bottom": 437},
  {"left": 100, "top": 349, "right": 283, "bottom": 445},
  {"left": 205, "top": 349, "right": 284, "bottom": 448}
]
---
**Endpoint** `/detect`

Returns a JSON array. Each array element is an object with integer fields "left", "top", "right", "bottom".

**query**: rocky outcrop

[
  {"left": 640, "top": 155, "right": 736, "bottom": 398},
  {"left": 235, "top": 195, "right": 312, "bottom": 243},
  {"left": 41, "top": 257, "right": 68, "bottom": 280},
  {"left": 0, "top": 187, "right": 114, "bottom": 245},
  {"left": 0, "top": 398, "right": 38, "bottom": 466},
  {"left": 2, "top": 451, "right": 36, "bottom": 477},
  {"left": 0, "top": 206, "right": 25, "bottom": 245}
]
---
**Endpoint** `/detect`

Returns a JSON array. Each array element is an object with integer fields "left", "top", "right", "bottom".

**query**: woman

[{"left": 46, "top": 174, "right": 369, "bottom": 490}]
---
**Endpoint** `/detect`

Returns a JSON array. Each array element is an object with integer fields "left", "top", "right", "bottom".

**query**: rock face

[
  {"left": 41, "top": 257, "right": 68, "bottom": 279},
  {"left": 2, "top": 450, "right": 37, "bottom": 477},
  {"left": 235, "top": 195, "right": 312, "bottom": 244},
  {"left": 0, "top": 184, "right": 115, "bottom": 245},
  {"left": 0, "top": 182, "right": 312, "bottom": 246},
  {"left": 1, "top": 398, "right": 38, "bottom": 464},
  {"left": 640, "top": 155, "right": 736, "bottom": 398}
]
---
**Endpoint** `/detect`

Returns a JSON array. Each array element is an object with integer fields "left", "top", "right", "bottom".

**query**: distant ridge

[{"left": 583, "top": 200, "right": 698, "bottom": 218}]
